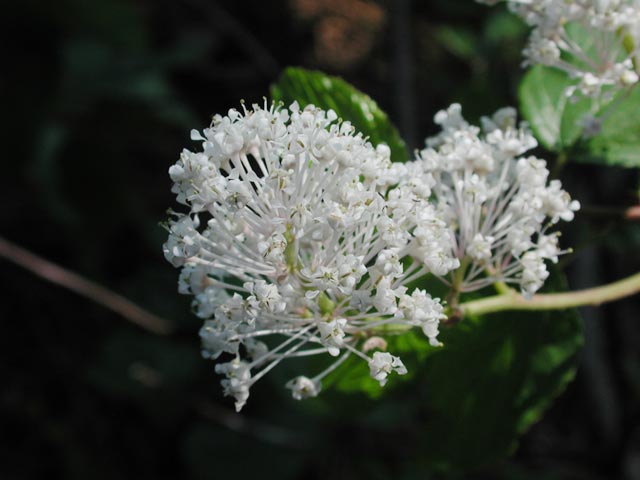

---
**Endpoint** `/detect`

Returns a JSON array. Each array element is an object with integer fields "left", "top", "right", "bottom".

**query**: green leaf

[
  {"left": 328, "top": 271, "right": 583, "bottom": 472},
  {"left": 271, "top": 67, "right": 409, "bottom": 162},
  {"left": 328, "top": 329, "right": 436, "bottom": 398},
  {"left": 327, "top": 273, "right": 449, "bottom": 397},
  {"left": 518, "top": 36, "right": 640, "bottom": 167},
  {"left": 418, "top": 304, "right": 582, "bottom": 471},
  {"left": 582, "top": 85, "right": 640, "bottom": 168},
  {"left": 518, "top": 65, "right": 579, "bottom": 151},
  {"left": 559, "top": 93, "right": 593, "bottom": 149},
  {"left": 483, "top": 10, "right": 528, "bottom": 45},
  {"left": 435, "top": 25, "right": 477, "bottom": 60}
]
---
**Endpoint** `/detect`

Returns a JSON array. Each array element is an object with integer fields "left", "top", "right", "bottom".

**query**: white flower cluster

[
  {"left": 164, "top": 99, "right": 581, "bottom": 410},
  {"left": 417, "top": 104, "right": 580, "bottom": 298},
  {"left": 164, "top": 102, "right": 457, "bottom": 411},
  {"left": 478, "top": 0, "right": 640, "bottom": 108}
]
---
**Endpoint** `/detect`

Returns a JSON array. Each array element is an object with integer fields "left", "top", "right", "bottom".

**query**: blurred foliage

[
  {"left": 519, "top": 65, "right": 640, "bottom": 167},
  {"left": 2, "top": 0, "right": 640, "bottom": 480},
  {"left": 518, "top": 66, "right": 586, "bottom": 152},
  {"left": 582, "top": 86, "right": 640, "bottom": 168},
  {"left": 518, "top": 24, "right": 640, "bottom": 167}
]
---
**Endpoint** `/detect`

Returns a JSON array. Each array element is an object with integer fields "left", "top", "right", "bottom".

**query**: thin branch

[
  {"left": 184, "top": 0, "right": 280, "bottom": 78},
  {"left": 0, "top": 236, "right": 173, "bottom": 335},
  {"left": 460, "top": 271, "right": 640, "bottom": 317},
  {"left": 128, "top": 365, "right": 309, "bottom": 446},
  {"left": 194, "top": 397, "right": 310, "bottom": 449}
]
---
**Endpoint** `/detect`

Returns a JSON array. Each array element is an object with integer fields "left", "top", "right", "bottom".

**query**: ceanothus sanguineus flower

[
  {"left": 163, "top": 102, "right": 457, "bottom": 411},
  {"left": 413, "top": 104, "right": 580, "bottom": 298},
  {"left": 478, "top": 0, "right": 640, "bottom": 135}
]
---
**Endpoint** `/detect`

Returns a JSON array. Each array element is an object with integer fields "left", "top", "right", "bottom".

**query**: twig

[
  {"left": 0, "top": 236, "right": 173, "bottom": 335},
  {"left": 194, "top": 397, "right": 310, "bottom": 449},
  {"left": 184, "top": 0, "right": 280, "bottom": 78},
  {"left": 460, "top": 271, "right": 640, "bottom": 317}
]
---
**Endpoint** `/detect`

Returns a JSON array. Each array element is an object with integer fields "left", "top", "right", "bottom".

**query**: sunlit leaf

[
  {"left": 581, "top": 86, "right": 640, "bottom": 168},
  {"left": 271, "top": 67, "right": 409, "bottom": 162}
]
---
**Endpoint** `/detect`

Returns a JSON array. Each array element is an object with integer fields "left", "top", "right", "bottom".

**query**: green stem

[
  {"left": 460, "top": 271, "right": 640, "bottom": 317},
  {"left": 492, "top": 280, "right": 512, "bottom": 295},
  {"left": 551, "top": 151, "right": 568, "bottom": 178},
  {"left": 447, "top": 257, "right": 469, "bottom": 308}
]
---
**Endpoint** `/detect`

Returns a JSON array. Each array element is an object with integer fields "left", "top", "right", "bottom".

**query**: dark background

[{"left": 1, "top": 0, "right": 640, "bottom": 478}]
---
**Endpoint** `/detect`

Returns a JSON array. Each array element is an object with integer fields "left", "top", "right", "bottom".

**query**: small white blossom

[
  {"left": 368, "top": 352, "right": 408, "bottom": 386},
  {"left": 286, "top": 376, "right": 321, "bottom": 400},
  {"left": 373, "top": 277, "right": 400, "bottom": 315},
  {"left": 317, "top": 318, "right": 347, "bottom": 356},
  {"left": 244, "top": 280, "right": 286, "bottom": 315},
  {"left": 199, "top": 320, "right": 239, "bottom": 359},
  {"left": 215, "top": 358, "right": 252, "bottom": 412},
  {"left": 520, "top": 251, "right": 550, "bottom": 299},
  {"left": 163, "top": 215, "right": 201, "bottom": 267},
  {"left": 396, "top": 289, "right": 446, "bottom": 346},
  {"left": 374, "top": 249, "right": 404, "bottom": 278},
  {"left": 468, "top": 234, "right": 494, "bottom": 262}
]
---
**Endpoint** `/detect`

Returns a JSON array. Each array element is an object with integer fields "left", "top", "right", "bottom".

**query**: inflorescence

[
  {"left": 478, "top": 0, "right": 640, "bottom": 133},
  {"left": 163, "top": 101, "right": 578, "bottom": 411},
  {"left": 419, "top": 104, "right": 579, "bottom": 298}
]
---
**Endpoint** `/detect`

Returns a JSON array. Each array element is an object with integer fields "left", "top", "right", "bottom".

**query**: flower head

[
  {"left": 413, "top": 104, "right": 579, "bottom": 297},
  {"left": 164, "top": 102, "right": 457, "bottom": 410},
  {"left": 478, "top": 0, "right": 640, "bottom": 124},
  {"left": 368, "top": 352, "right": 408, "bottom": 386}
]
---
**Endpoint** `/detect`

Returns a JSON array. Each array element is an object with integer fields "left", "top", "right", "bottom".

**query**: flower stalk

[{"left": 460, "top": 271, "right": 640, "bottom": 317}]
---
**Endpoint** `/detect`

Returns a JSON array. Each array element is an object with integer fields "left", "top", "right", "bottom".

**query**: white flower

[
  {"left": 244, "top": 280, "right": 286, "bottom": 315},
  {"left": 199, "top": 320, "right": 239, "bottom": 359},
  {"left": 286, "top": 376, "right": 321, "bottom": 400},
  {"left": 164, "top": 102, "right": 457, "bottom": 410},
  {"left": 162, "top": 215, "right": 201, "bottom": 267},
  {"left": 396, "top": 289, "right": 447, "bottom": 346},
  {"left": 520, "top": 251, "right": 550, "bottom": 299},
  {"left": 368, "top": 352, "right": 408, "bottom": 386},
  {"left": 478, "top": 0, "right": 640, "bottom": 131},
  {"left": 194, "top": 285, "right": 228, "bottom": 319},
  {"left": 468, "top": 233, "right": 494, "bottom": 262},
  {"left": 317, "top": 318, "right": 347, "bottom": 356},
  {"left": 371, "top": 277, "right": 395, "bottom": 314},
  {"left": 215, "top": 358, "right": 252, "bottom": 412},
  {"left": 374, "top": 249, "right": 404, "bottom": 278},
  {"left": 412, "top": 104, "right": 578, "bottom": 296}
]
